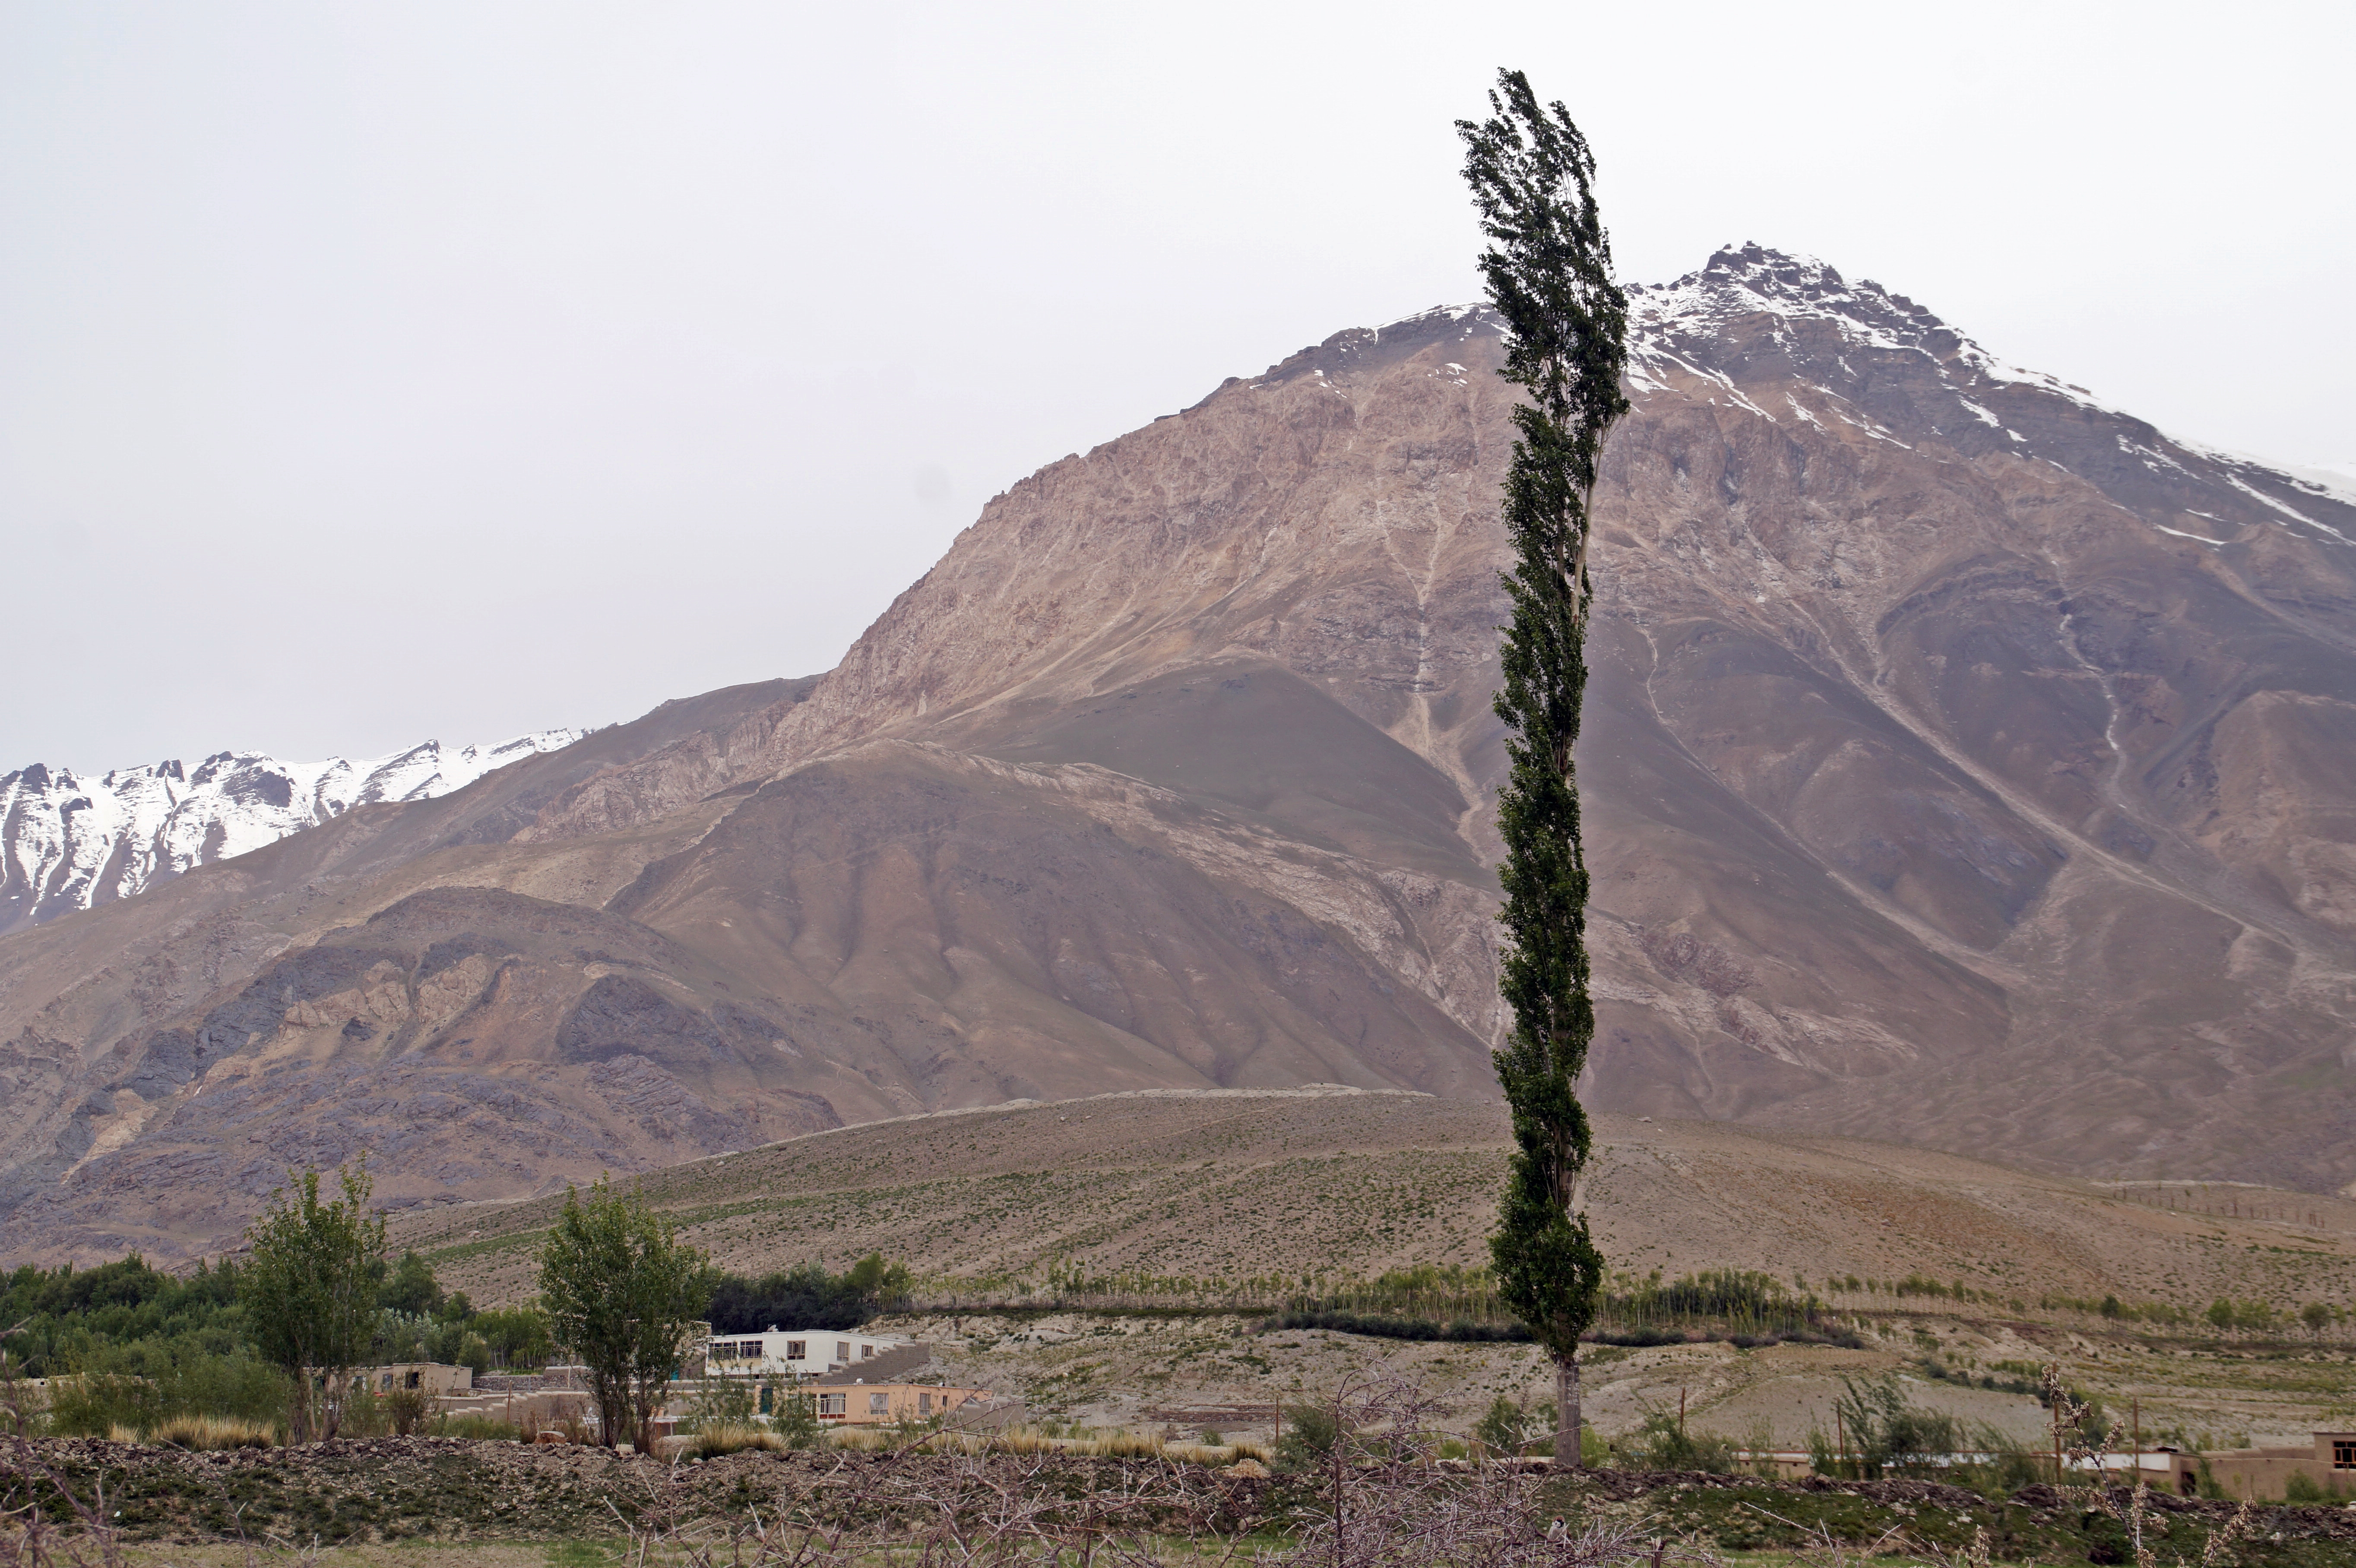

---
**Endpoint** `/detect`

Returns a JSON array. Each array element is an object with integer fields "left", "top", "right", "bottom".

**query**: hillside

[
  {"left": 402, "top": 1093, "right": 2356, "bottom": 1321},
  {"left": 5, "top": 243, "right": 2356, "bottom": 1263},
  {"left": 399, "top": 1093, "right": 2356, "bottom": 1453}
]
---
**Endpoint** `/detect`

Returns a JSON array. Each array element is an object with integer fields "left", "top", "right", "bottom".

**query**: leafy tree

[
  {"left": 842, "top": 1252, "right": 912, "bottom": 1311},
  {"left": 241, "top": 1161, "right": 387, "bottom": 1442},
  {"left": 472, "top": 1304, "right": 554, "bottom": 1370},
  {"left": 378, "top": 1251, "right": 443, "bottom": 1318},
  {"left": 769, "top": 1382, "right": 820, "bottom": 1448},
  {"left": 1457, "top": 65, "right": 1630, "bottom": 1467},
  {"left": 537, "top": 1176, "right": 718, "bottom": 1451}
]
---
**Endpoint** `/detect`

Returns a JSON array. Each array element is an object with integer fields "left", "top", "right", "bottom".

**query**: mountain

[
  {"left": 3, "top": 244, "right": 2353, "bottom": 1265},
  {"left": 0, "top": 732, "right": 586, "bottom": 936}
]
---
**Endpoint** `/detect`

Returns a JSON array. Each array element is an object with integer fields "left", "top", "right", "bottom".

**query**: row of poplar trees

[{"left": 1463, "top": 68, "right": 1630, "bottom": 1468}]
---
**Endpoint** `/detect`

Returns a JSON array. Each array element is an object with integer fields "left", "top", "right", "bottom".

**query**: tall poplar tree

[{"left": 1459, "top": 68, "right": 1629, "bottom": 1469}]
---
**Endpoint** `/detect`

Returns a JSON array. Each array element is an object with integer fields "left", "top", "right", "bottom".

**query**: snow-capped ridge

[{"left": 1, "top": 727, "right": 584, "bottom": 932}]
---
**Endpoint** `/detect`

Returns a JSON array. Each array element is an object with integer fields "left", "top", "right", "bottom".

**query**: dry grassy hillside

[{"left": 400, "top": 1090, "right": 2356, "bottom": 1319}]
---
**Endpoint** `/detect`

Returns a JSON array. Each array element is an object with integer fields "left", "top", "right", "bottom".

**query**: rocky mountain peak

[
  {"left": 0, "top": 729, "right": 585, "bottom": 934},
  {"left": 1630, "top": 241, "right": 1970, "bottom": 361}
]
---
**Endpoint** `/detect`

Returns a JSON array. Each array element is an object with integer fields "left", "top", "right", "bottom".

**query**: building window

[
  {"left": 2336, "top": 1439, "right": 2356, "bottom": 1470},
  {"left": 819, "top": 1394, "right": 845, "bottom": 1415},
  {"left": 786, "top": 1340, "right": 806, "bottom": 1360},
  {"left": 861, "top": 1344, "right": 875, "bottom": 1359},
  {"left": 869, "top": 1392, "right": 889, "bottom": 1414},
  {"left": 918, "top": 1392, "right": 932, "bottom": 1415},
  {"left": 836, "top": 1341, "right": 851, "bottom": 1364}
]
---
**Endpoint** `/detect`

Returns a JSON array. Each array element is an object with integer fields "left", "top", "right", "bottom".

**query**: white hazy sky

[{"left": 4, "top": 0, "right": 2350, "bottom": 769}]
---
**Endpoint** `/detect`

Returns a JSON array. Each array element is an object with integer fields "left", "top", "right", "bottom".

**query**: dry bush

[
  {"left": 694, "top": 1423, "right": 789, "bottom": 1457},
  {"left": 380, "top": 1385, "right": 431, "bottom": 1438},
  {"left": 152, "top": 1414, "right": 275, "bottom": 1451},
  {"left": 821, "top": 1423, "right": 1271, "bottom": 1466},
  {"left": 2032, "top": 1363, "right": 2256, "bottom": 1568}
]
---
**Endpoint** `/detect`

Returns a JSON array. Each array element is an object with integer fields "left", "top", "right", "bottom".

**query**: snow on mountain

[
  {"left": 1614, "top": 243, "right": 2356, "bottom": 557},
  {"left": 0, "top": 729, "right": 583, "bottom": 931},
  {"left": 1621, "top": 241, "right": 2110, "bottom": 416}
]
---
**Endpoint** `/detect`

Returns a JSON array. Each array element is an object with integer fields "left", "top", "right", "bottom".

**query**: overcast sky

[{"left": 5, "top": 1, "right": 2349, "bottom": 770}]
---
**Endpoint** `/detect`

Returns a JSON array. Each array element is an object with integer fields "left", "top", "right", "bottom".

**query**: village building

[
  {"left": 701, "top": 1327, "right": 925, "bottom": 1379},
  {"left": 350, "top": 1362, "right": 475, "bottom": 1397},
  {"left": 810, "top": 1383, "right": 995, "bottom": 1426},
  {"left": 2166, "top": 1432, "right": 2356, "bottom": 1500}
]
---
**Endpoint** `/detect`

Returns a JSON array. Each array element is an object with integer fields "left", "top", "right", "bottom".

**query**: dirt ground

[{"left": 896, "top": 1309, "right": 2356, "bottom": 1454}]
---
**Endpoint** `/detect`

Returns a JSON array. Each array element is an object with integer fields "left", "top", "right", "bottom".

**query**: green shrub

[
  {"left": 1276, "top": 1402, "right": 1340, "bottom": 1470},
  {"left": 1626, "top": 1410, "right": 1736, "bottom": 1472},
  {"left": 1472, "top": 1394, "right": 1553, "bottom": 1456}
]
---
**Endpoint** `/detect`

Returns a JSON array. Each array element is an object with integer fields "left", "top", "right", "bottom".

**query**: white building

[{"left": 703, "top": 1327, "right": 919, "bottom": 1377}]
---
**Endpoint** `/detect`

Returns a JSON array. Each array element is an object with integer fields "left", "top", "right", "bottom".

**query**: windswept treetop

[{"left": 1459, "top": 70, "right": 1628, "bottom": 629}]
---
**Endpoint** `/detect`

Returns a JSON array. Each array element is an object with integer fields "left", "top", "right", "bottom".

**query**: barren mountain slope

[
  {"left": 562, "top": 245, "right": 2356, "bottom": 1180},
  {"left": 5, "top": 246, "right": 2356, "bottom": 1265}
]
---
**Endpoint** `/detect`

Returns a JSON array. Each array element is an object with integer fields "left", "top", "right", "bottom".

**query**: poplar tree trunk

[{"left": 1557, "top": 1355, "right": 1582, "bottom": 1467}]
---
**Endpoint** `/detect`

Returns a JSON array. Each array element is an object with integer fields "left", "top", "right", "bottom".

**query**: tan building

[
  {"left": 2167, "top": 1433, "right": 2356, "bottom": 1500},
  {"left": 352, "top": 1362, "right": 475, "bottom": 1397},
  {"left": 813, "top": 1383, "right": 994, "bottom": 1426}
]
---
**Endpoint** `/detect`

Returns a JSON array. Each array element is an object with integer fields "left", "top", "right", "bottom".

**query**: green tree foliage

[
  {"left": 1457, "top": 65, "right": 1629, "bottom": 1467},
  {"left": 2, "top": 1237, "right": 549, "bottom": 1438},
  {"left": 768, "top": 1382, "right": 820, "bottom": 1449},
  {"left": 0, "top": 1256, "right": 244, "bottom": 1378},
  {"left": 1627, "top": 1409, "right": 1737, "bottom": 1473},
  {"left": 241, "top": 1161, "right": 388, "bottom": 1442},
  {"left": 472, "top": 1304, "right": 555, "bottom": 1369},
  {"left": 705, "top": 1253, "right": 910, "bottom": 1334},
  {"left": 1822, "top": 1374, "right": 1965, "bottom": 1478},
  {"left": 379, "top": 1251, "right": 444, "bottom": 1318},
  {"left": 536, "top": 1176, "right": 718, "bottom": 1451},
  {"left": 42, "top": 1338, "right": 287, "bottom": 1438},
  {"left": 1275, "top": 1400, "right": 1342, "bottom": 1472}
]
